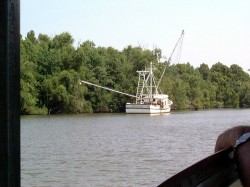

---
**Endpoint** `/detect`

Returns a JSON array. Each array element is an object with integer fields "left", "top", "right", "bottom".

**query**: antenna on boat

[{"left": 156, "top": 30, "right": 185, "bottom": 90}]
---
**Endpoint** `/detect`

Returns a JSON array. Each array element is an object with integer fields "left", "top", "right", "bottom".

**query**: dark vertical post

[{"left": 0, "top": 0, "right": 20, "bottom": 186}]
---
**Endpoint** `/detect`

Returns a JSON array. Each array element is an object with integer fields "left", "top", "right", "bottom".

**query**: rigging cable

[{"left": 156, "top": 30, "right": 185, "bottom": 90}]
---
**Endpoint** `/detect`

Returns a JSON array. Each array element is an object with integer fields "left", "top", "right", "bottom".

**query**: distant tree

[
  {"left": 198, "top": 63, "right": 210, "bottom": 80},
  {"left": 20, "top": 30, "right": 250, "bottom": 114}
]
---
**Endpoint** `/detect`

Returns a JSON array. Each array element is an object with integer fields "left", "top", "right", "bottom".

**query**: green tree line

[{"left": 21, "top": 30, "right": 250, "bottom": 114}]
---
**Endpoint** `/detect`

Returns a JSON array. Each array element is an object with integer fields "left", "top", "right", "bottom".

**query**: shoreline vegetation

[{"left": 21, "top": 30, "right": 250, "bottom": 115}]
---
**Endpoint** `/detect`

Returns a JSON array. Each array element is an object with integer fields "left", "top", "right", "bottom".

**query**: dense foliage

[{"left": 21, "top": 31, "right": 250, "bottom": 114}]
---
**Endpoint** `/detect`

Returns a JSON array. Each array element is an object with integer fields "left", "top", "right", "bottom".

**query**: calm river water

[{"left": 21, "top": 109, "right": 250, "bottom": 187}]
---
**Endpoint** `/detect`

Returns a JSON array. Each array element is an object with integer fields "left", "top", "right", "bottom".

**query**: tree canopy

[{"left": 21, "top": 31, "right": 250, "bottom": 114}]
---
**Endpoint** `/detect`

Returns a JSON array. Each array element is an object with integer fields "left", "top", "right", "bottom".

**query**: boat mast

[{"left": 150, "top": 62, "right": 153, "bottom": 100}]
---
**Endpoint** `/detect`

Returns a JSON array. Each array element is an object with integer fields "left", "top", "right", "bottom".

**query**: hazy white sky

[{"left": 21, "top": 0, "right": 250, "bottom": 72}]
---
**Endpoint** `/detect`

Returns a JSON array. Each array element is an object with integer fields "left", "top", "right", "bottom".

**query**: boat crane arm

[
  {"left": 156, "top": 30, "right": 185, "bottom": 90},
  {"left": 80, "top": 80, "right": 138, "bottom": 98}
]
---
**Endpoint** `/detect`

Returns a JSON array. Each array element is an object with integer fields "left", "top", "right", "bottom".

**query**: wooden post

[{"left": 0, "top": 0, "right": 20, "bottom": 186}]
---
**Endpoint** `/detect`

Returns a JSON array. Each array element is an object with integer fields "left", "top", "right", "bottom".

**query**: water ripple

[{"left": 21, "top": 109, "right": 250, "bottom": 186}]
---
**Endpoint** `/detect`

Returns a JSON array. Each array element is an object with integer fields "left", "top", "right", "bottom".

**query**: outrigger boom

[{"left": 80, "top": 80, "right": 138, "bottom": 98}]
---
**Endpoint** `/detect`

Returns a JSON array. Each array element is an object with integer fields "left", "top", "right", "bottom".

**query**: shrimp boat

[
  {"left": 126, "top": 62, "right": 173, "bottom": 114},
  {"left": 81, "top": 61, "right": 173, "bottom": 114},
  {"left": 80, "top": 30, "right": 184, "bottom": 114}
]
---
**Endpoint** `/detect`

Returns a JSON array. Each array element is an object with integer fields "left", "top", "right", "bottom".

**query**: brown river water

[{"left": 21, "top": 109, "right": 250, "bottom": 186}]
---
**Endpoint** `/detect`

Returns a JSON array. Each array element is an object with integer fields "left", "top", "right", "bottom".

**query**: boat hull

[{"left": 126, "top": 103, "right": 171, "bottom": 114}]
